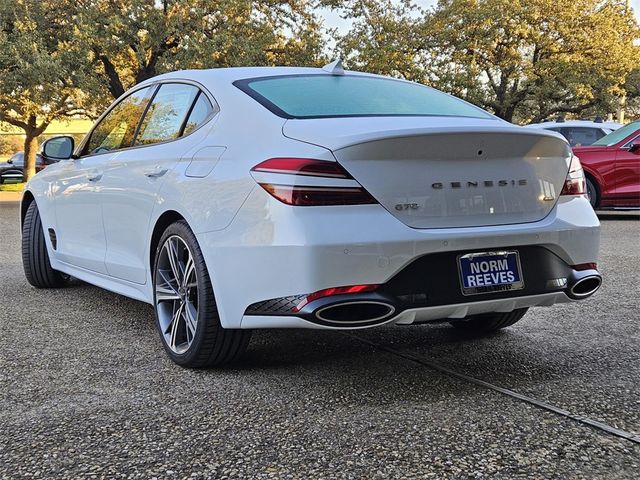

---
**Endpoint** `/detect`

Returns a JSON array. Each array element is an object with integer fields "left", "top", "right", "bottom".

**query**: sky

[{"left": 320, "top": 0, "right": 640, "bottom": 35}]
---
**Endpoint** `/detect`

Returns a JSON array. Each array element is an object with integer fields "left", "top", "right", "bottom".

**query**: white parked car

[
  {"left": 525, "top": 119, "right": 622, "bottom": 147},
  {"left": 22, "top": 64, "right": 602, "bottom": 367}
]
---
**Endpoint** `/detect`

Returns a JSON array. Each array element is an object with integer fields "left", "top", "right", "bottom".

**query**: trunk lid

[{"left": 283, "top": 118, "right": 571, "bottom": 228}]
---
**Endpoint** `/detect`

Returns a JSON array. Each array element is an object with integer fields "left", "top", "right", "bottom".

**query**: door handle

[
  {"left": 144, "top": 166, "right": 168, "bottom": 178},
  {"left": 87, "top": 170, "right": 103, "bottom": 182}
]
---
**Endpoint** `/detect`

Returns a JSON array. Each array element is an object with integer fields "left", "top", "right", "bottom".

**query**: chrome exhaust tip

[
  {"left": 567, "top": 270, "right": 602, "bottom": 299},
  {"left": 315, "top": 300, "right": 396, "bottom": 326}
]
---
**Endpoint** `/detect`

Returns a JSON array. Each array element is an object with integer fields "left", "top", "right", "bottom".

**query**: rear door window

[
  {"left": 134, "top": 84, "right": 200, "bottom": 146},
  {"left": 182, "top": 93, "right": 217, "bottom": 135}
]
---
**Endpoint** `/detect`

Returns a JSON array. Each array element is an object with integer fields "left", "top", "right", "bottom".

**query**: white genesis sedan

[{"left": 22, "top": 63, "right": 602, "bottom": 367}]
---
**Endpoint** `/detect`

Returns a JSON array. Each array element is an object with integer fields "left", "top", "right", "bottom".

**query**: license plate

[{"left": 458, "top": 251, "right": 524, "bottom": 295}]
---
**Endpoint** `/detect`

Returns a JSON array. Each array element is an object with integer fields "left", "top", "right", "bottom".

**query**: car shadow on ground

[
  {"left": 596, "top": 211, "right": 640, "bottom": 220},
  {"left": 64, "top": 280, "right": 607, "bottom": 383}
]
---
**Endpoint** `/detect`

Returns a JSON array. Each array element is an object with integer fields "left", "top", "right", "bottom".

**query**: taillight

[
  {"left": 251, "top": 158, "right": 377, "bottom": 206},
  {"left": 261, "top": 184, "right": 376, "bottom": 206},
  {"left": 293, "top": 284, "right": 379, "bottom": 312},
  {"left": 252, "top": 158, "right": 351, "bottom": 178},
  {"left": 560, "top": 155, "right": 586, "bottom": 196}
]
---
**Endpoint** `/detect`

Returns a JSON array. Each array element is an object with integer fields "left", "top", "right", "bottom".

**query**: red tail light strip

[
  {"left": 252, "top": 158, "right": 352, "bottom": 178},
  {"left": 293, "top": 284, "right": 380, "bottom": 312}
]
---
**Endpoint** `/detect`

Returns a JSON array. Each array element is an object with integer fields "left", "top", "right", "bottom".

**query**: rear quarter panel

[{"left": 573, "top": 147, "right": 617, "bottom": 202}]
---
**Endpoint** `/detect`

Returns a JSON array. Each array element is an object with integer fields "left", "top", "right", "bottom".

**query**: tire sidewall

[
  {"left": 585, "top": 177, "right": 598, "bottom": 209},
  {"left": 152, "top": 221, "right": 216, "bottom": 366}
]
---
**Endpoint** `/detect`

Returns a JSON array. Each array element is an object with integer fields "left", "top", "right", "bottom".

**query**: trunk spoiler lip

[{"left": 282, "top": 119, "right": 569, "bottom": 152}]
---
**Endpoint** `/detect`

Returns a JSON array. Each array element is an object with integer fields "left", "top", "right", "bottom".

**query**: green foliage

[
  {"left": 0, "top": 135, "right": 23, "bottom": 155},
  {"left": 338, "top": 0, "right": 640, "bottom": 123},
  {"left": 0, "top": 0, "right": 95, "bottom": 180},
  {"left": 74, "top": 0, "right": 328, "bottom": 106},
  {"left": 337, "top": 0, "right": 432, "bottom": 82}
]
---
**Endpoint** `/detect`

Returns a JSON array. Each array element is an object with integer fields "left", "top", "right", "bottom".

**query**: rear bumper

[
  {"left": 196, "top": 190, "right": 600, "bottom": 329},
  {"left": 245, "top": 248, "right": 601, "bottom": 328},
  {"left": 240, "top": 292, "right": 574, "bottom": 329}
]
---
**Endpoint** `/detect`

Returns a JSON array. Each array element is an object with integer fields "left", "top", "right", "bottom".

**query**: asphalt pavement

[{"left": 1, "top": 201, "right": 639, "bottom": 479}]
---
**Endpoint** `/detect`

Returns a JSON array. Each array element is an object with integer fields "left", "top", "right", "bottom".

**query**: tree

[
  {"left": 0, "top": 1, "right": 93, "bottom": 181},
  {"left": 429, "top": 0, "right": 640, "bottom": 122},
  {"left": 624, "top": 68, "right": 640, "bottom": 120},
  {"left": 74, "top": 0, "right": 328, "bottom": 105},
  {"left": 338, "top": 0, "right": 640, "bottom": 123},
  {"left": 336, "top": 0, "right": 432, "bottom": 82}
]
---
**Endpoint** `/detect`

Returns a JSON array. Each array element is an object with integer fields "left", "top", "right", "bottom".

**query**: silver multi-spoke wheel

[
  {"left": 153, "top": 221, "right": 251, "bottom": 367},
  {"left": 155, "top": 235, "right": 199, "bottom": 354}
]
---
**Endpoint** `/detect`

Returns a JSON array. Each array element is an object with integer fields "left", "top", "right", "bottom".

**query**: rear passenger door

[{"left": 100, "top": 82, "right": 216, "bottom": 284}]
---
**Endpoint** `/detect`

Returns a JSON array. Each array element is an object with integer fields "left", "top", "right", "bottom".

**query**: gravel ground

[{"left": 1, "top": 202, "right": 639, "bottom": 479}]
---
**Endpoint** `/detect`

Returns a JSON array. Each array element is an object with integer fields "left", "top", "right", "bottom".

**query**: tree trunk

[{"left": 23, "top": 132, "right": 38, "bottom": 183}]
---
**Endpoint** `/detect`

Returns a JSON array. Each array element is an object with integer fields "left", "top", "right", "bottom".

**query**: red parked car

[{"left": 572, "top": 120, "right": 640, "bottom": 208}]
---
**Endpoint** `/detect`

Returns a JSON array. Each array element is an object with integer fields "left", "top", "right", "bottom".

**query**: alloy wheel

[{"left": 155, "top": 235, "right": 199, "bottom": 354}]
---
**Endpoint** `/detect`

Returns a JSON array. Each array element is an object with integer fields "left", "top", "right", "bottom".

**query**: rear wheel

[
  {"left": 449, "top": 308, "right": 529, "bottom": 334},
  {"left": 22, "top": 202, "right": 67, "bottom": 288},
  {"left": 585, "top": 177, "right": 598, "bottom": 209},
  {"left": 153, "top": 221, "right": 251, "bottom": 367}
]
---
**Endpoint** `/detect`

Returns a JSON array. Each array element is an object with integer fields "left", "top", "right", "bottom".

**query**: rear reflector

[
  {"left": 572, "top": 262, "right": 597, "bottom": 271},
  {"left": 252, "top": 158, "right": 378, "bottom": 206},
  {"left": 560, "top": 155, "right": 586, "bottom": 196},
  {"left": 293, "top": 284, "right": 379, "bottom": 312}
]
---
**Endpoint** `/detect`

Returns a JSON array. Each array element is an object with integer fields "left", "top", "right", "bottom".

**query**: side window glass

[
  {"left": 563, "top": 127, "right": 600, "bottom": 147},
  {"left": 135, "top": 84, "right": 199, "bottom": 146},
  {"left": 624, "top": 135, "right": 640, "bottom": 148},
  {"left": 11, "top": 153, "right": 24, "bottom": 167},
  {"left": 183, "top": 93, "right": 217, "bottom": 135},
  {"left": 85, "top": 87, "right": 153, "bottom": 155}
]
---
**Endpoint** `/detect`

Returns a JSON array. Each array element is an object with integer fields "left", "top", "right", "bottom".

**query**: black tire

[
  {"left": 153, "top": 220, "right": 251, "bottom": 368},
  {"left": 450, "top": 308, "right": 529, "bottom": 334},
  {"left": 585, "top": 177, "right": 598, "bottom": 209},
  {"left": 22, "top": 201, "right": 67, "bottom": 288}
]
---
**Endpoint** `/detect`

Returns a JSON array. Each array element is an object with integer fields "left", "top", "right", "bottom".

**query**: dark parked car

[{"left": 0, "top": 152, "right": 48, "bottom": 184}]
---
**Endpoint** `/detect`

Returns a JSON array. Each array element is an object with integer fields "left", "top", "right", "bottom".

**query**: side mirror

[
  {"left": 629, "top": 142, "right": 640, "bottom": 154},
  {"left": 42, "top": 136, "right": 75, "bottom": 161},
  {"left": 6, "top": 158, "right": 12, "bottom": 164}
]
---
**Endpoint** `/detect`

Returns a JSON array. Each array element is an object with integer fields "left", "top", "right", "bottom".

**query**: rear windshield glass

[
  {"left": 234, "top": 75, "right": 494, "bottom": 120},
  {"left": 591, "top": 121, "right": 640, "bottom": 146}
]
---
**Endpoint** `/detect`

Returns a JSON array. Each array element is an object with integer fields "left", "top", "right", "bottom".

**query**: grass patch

[{"left": 0, "top": 182, "right": 26, "bottom": 192}]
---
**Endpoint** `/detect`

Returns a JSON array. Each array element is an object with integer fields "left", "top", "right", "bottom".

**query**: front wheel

[
  {"left": 153, "top": 221, "right": 251, "bottom": 367},
  {"left": 22, "top": 202, "right": 67, "bottom": 288},
  {"left": 449, "top": 308, "right": 529, "bottom": 334}
]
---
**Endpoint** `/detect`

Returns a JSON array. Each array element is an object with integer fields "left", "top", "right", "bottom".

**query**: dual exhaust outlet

[{"left": 306, "top": 269, "right": 602, "bottom": 327}]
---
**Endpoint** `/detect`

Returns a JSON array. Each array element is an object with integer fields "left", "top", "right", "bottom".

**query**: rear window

[{"left": 234, "top": 75, "right": 494, "bottom": 120}]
